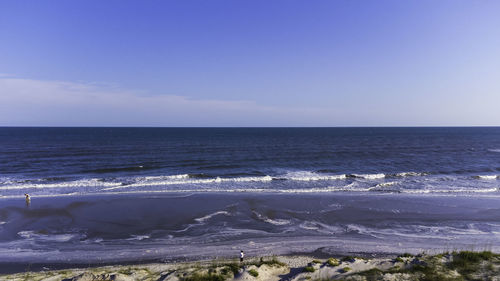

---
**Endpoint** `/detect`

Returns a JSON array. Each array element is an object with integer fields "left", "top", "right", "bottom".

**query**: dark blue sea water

[
  {"left": 1, "top": 127, "right": 500, "bottom": 269},
  {"left": 1, "top": 127, "right": 500, "bottom": 196}
]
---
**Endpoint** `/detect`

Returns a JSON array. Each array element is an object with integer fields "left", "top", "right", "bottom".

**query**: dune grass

[{"left": 248, "top": 269, "right": 259, "bottom": 277}]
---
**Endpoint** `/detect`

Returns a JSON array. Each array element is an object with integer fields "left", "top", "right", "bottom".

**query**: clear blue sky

[{"left": 1, "top": 0, "right": 499, "bottom": 126}]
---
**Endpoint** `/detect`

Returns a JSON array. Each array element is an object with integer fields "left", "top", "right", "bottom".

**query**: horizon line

[{"left": 1, "top": 126, "right": 499, "bottom": 129}]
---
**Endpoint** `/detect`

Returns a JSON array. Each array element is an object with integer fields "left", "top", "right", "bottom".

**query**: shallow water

[{"left": 0, "top": 193, "right": 499, "bottom": 267}]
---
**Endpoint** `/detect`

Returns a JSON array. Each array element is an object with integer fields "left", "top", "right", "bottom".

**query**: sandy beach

[{"left": 2, "top": 251, "right": 500, "bottom": 280}]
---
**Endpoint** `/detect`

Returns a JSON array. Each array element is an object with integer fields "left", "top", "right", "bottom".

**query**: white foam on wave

[
  {"left": 299, "top": 221, "right": 320, "bottom": 230},
  {"left": 346, "top": 224, "right": 450, "bottom": 239},
  {"left": 253, "top": 211, "right": 291, "bottom": 225},
  {"left": 394, "top": 172, "right": 426, "bottom": 177},
  {"left": 352, "top": 173, "right": 386, "bottom": 179},
  {"left": 375, "top": 181, "right": 398, "bottom": 187},
  {"left": 402, "top": 187, "right": 499, "bottom": 194},
  {"left": 126, "top": 235, "right": 150, "bottom": 241},
  {"left": 349, "top": 224, "right": 495, "bottom": 240},
  {"left": 299, "top": 221, "right": 343, "bottom": 234},
  {"left": 279, "top": 171, "right": 346, "bottom": 181},
  {"left": 120, "top": 175, "right": 273, "bottom": 189},
  {"left": 143, "top": 174, "right": 191, "bottom": 181},
  {"left": 369, "top": 182, "right": 400, "bottom": 192},
  {"left": 0, "top": 178, "right": 119, "bottom": 190},
  {"left": 194, "top": 211, "right": 230, "bottom": 223},
  {"left": 17, "top": 231, "right": 82, "bottom": 242},
  {"left": 81, "top": 237, "right": 104, "bottom": 244},
  {"left": 475, "top": 175, "right": 498, "bottom": 180},
  {"left": 174, "top": 210, "right": 231, "bottom": 233},
  {"left": 323, "top": 183, "right": 374, "bottom": 192},
  {"left": 488, "top": 148, "right": 500, "bottom": 153}
]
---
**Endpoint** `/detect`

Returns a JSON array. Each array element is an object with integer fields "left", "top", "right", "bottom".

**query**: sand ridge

[{"left": 2, "top": 251, "right": 500, "bottom": 281}]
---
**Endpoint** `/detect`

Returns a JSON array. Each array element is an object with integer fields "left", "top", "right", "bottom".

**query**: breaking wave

[
  {"left": 0, "top": 178, "right": 118, "bottom": 190},
  {"left": 0, "top": 171, "right": 431, "bottom": 191},
  {"left": 474, "top": 175, "right": 498, "bottom": 180},
  {"left": 2, "top": 170, "right": 499, "bottom": 196},
  {"left": 348, "top": 173, "right": 386, "bottom": 179},
  {"left": 277, "top": 171, "right": 346, "bottom": 181}
]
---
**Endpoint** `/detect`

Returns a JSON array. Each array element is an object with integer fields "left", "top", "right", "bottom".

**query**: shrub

[
  {"left": 224, "top": 263, "right": 240, "bottom": 276},
  {"left": 118, "top": 268, "right": 134, "bottom": 275},
  {"left": 304, "top": 266, "right": 315, "bottom": 273},
  {"left": 341, "top": 256, "right": 355, "bottom": 262},
  {"left": 312, "top": 259, "right": 322, "bottom": 264},
  {"left": 181, "top": 273, "right": 226, "bottom": 281},
  {"left": 395, "top": 257, "right": 404, "bottom": 263},
  {"left": 248, "top": 269, "right": 259, "bottom": 277},
  {"left": 456, "top": 251, "right": 493, "bottom": 262},
  {"left": 388, "top": 265, "right": 400, "bottom": 273},
  {"left": 358, "top": 268, "right": 383, "bottom": 277},
  {"left": 327, "top": 258, "right": 339, "bottom": 266},
  {"left": 220, "top": 268, "right": 229, "bottom": 275},
  {"left": 256, "top": 257, "right": 286, "bottom": 267},
  {"left": 448, "top": 251, "right": 495, "bottom": 275},
  {"left": 342, "top": 267, "right": 351, "bottom": 273},
  {"left": 399, "top": 253, "right": 413, "bottom": 258}
]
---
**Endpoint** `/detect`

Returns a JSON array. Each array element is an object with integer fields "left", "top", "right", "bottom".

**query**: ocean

[{"left": 1, "top": 127, "right": 500, "bottom": 269}]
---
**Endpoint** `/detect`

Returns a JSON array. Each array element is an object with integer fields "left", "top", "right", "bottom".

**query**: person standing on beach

[
  {"left": 240, "top": 250, "right": 244, "bottom": 263},
  {"left": 24, "top": 193, "right": 31, "bottom": 206}
]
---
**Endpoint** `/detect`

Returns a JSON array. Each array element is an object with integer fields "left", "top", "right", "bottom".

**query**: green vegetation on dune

[
  {"left": 255, "top": 257, "right": 286, "bottom": 267},
  {"left": 181, "top": 272, "right": 226, "bottom": 281},
  {"left": 349, "top": 251, "right": 499, "bottom": 281},
  {"left": 341, "top": 256, "right": 355, "bottom": 262},
  {"left": 399, "top": 253, "right": 414, "bottom": 258},
  {"left": 3, "top": 251, "right": 500, "bottom": 281},
  {"left": 394, "top": 257, "right": 405, "bottom": 263},
  {"left": 248, "top": 269, "right": 259, "bottom": 277},
  {"left": 223, "top": 263, "right": 240, "bottom": 276},
  {"left": 447, "top": 251, "right": 498, "bottom": 279},
  {"left": 327, "top": 257, "right": 340, "bottom": 266},
  {"left": 341, "top": 266, "right": 351, "bottom": 273},
  {"left": 304, "top": 266, "right": 316, "bottom": 272}
]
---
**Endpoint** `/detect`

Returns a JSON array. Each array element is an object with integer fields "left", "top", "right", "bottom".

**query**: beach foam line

[
  {"left": 253, "top": 211, "right": 291, "bottom": 225},
  {"left": 474, "top": 175, "right": 498, "bottom": 180},
  {"left": 0, "top": 178, "right": 119, "bottom": 190},
  {"left": 17, "top": 231, "right": 83, "bottom": 242},
  {"left": 194, "top": 211, "right": 230, "bottom": 223},
  {"left": 375, "top": 181, "right": 399, "bottom": 187},
  {"left": 0, "top": 171, "right": 432, "bottom": 191},
  {"left": 348, "top": 173, "right": 386, "bottom": 179},
  {"left": 105, "top": 175, "right": 274, "bottom": 190},
  {"left": 298, "top": 221, "right": 343, "bottom": 234},
  {"left": 277, "top": 171, "right": 346, "bottom": 181},
  {"left": 391, "top": 172, "right": 427, "bottom": 177},
  {"left": 126, "top": 235, "right": 150, "bottom": 241},
  {"left": 2, "top": 186, "right": 500, "bottom": 200},
  {"left": 401, "top": 187, "right": 499, "bottom": 194}
]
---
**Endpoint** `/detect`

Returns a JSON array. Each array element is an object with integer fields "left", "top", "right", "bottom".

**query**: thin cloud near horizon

[
  {"left": 0, "top": 76, "right": 498, "bottom": 127},
  {"left": 0, "top": 77, "right": 339, "bottom": 127}
]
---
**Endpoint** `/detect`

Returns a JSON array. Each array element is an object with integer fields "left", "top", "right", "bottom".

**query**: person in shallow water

[
  {"left": 24, "top": 193, "right": 30, "bottom": 206},
  {"left": 240, "top": 250, "right": 244, "bottom": 263}
]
